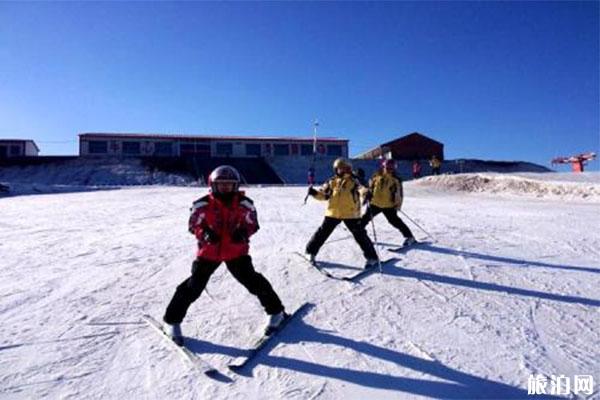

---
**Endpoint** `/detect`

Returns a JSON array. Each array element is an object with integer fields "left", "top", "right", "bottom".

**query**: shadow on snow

[
  {"left": 184, "top": 304, "right": 546, "bottom": 399},
  {"left": 376, "top": 241, "right": 599, "bottom": 275}
]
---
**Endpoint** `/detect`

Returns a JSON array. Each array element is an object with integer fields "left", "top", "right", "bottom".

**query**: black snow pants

[
  {"left": 164, "top": 255, "right": 284, "bottom": 324},
  {"left": 361, "top": 205, "right": 414, "bottom": 239},
  {"left": 305, "top": 216, "right": 378, "bottom": 260}
]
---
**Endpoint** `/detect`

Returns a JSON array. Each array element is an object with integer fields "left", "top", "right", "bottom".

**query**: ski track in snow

[{"left": 0, "top": 177, "right": 599, "bottom": 399}]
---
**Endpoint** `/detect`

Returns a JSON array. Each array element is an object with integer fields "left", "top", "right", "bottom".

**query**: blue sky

[{"left": 1, "top": 1, "right": 598, "bottom": 170}]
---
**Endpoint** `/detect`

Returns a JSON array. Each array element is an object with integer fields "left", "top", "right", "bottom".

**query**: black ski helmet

[{"left": 208, "top": 165, "right": 241, "bottom": 193}]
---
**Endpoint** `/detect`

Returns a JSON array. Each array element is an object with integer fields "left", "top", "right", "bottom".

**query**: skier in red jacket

[{"left": 163, "top": 165, "right": 286, "bottom": 344}]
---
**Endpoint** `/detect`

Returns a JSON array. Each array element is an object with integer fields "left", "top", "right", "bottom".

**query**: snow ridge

[{"left": 417, "top": 173, "right": 600, "bottom": 201}]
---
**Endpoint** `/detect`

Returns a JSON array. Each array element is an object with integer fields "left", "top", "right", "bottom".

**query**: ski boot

[
  {"left": 403, "top": 237, "right": 417, "bottom": 247},
  {"left": 265, "top": 311, "right": 288, "bottom": 335},
  {"left": 163, "top": 323, "right": 184, "bottom": 346}
]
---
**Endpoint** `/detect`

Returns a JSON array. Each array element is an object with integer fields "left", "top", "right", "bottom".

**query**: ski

[
  {"left": 228, "top": 303, "right": 311, "bottom": 372},
  {"left": 142, "top": 314, "right": 219, "bottom": 377},
  {"left": 387, "top": 241, "right": 431, "bottom": 253},
  {"left": 342, "top": 257, "right": 399, "bottom": 281},
  {"left": 293, "top": 252, "right": 345, "bottom": 280},
  {"left": 294, "top": 252, "right": 397, "bottom": 281}
]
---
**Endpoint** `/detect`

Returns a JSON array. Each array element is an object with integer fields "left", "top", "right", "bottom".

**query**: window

[
  {"left": 10, "top": 145, "right": 21, "bottom": 156},
  {"left": 273, "top": 144, "right": 289, "bottom": 156},
  {"left": 246, "top": 143, "right": 261, "bottom": 156},
  {"left": 301, "top": 144, "right": 313, "bottom": 156},
  {"left": 327, "top": 145, "right": 343, "bottom": 156},
  {"left": 154, "top": 142, "right": 172, "bottom": 156},
  {"left": 89, "top": 140, "right": 108, "bottom": 154},
  {"left": 180, "top": 143, "right": 194, "bottom": 154},
  {"left": 195, "top": 144, "right": 211, "bottom": 156},
  {"left": 0, "top": 146, "right": 7, "bottom": 158},
  {"left": 216, "top": 143, "right": 233, "bottom": 156},
  {"left": 123, "top": 141, "right": 141, "bottom": 155}
]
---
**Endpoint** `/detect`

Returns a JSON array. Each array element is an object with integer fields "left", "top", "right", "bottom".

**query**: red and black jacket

[{"left": 188, "top": 191, "right": 259, "bottom": 262}]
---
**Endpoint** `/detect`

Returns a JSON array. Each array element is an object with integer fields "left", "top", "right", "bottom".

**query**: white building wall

[
  {"left": 79, "top": 135, "right": 348, "bottom": 158},
  {"left": 0, "top": 141, "right": 38, "bottom": 157},
  {"left": 24, "top": 141, "right": 39, "bottom": 156}
]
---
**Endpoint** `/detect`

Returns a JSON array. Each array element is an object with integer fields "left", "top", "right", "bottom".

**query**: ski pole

[
  {"left": 366, "top": 202, "right": 383, "bottom": 273},
  {"left": 399, "top": 209, "right": 435, "bottom": 242},
  {"left": 303, "top": 186, "right": 312, "bottom": 205}
]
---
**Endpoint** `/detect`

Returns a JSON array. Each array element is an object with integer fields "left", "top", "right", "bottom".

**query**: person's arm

[
  {"left": 308, "top": 179, "right": 332, "bottom": 201},
  {"left": 230, "top": 196, "right": 260, "bottom": 243},
  {"left": 395, "top": 177, "right": 404, "bottom": 209},
  {"left": 189, "top": 197, "right": 220, "bottom": 243},
  {"left": 188, "top": 197, "right": 209, "bottom": 234},
  {"left": 239, "top": 197, "right": 259, "bottom": 237}
]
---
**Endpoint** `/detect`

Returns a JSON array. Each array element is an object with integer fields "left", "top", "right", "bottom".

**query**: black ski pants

[
  {"left": 306, "top": 216, "right": 378, "bottom": 260},
  {"left": 361, "top": 205, "right": 414, "bottom": 239},
  {"left": 164, "top": 255, "right": 284, "bottom": 324}
]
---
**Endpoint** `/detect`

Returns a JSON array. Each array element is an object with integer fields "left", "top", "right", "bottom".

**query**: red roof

[{"left": 78, "top": 132, "right": 347, "bottom": 143}]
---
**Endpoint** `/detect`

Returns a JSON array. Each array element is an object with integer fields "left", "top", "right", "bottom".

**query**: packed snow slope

[
  {"left": 417, "top": 172, "right": 600, "bottom": 203},
  {"left": 1, "top": 173, "right": 599, "bottom": 399}
]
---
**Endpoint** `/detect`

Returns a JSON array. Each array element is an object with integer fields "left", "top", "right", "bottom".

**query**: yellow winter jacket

[
  {"left": 312, "top": 173, "right": 365, "bottom": 219},
  {"left": 369, "top": 171, "right": 403, "bottom": 209}
]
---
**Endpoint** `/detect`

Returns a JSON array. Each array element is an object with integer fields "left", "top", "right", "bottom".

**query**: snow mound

[
  {"left": 417, "top": 173, "right": 600, "bottom": 201},
  {"left": 0, "top": 158, "right": 195, "bottom": 195}
]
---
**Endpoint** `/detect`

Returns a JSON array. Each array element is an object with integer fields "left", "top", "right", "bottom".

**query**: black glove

[
  {"left": 231, "top": 227, "right": 247, "bottom": 243},
  {"left": 308, "top": 187, "right": 318, "bottom": 197},
  {"left": 202, "top": 227, "right": 220, "bottom": 243}
]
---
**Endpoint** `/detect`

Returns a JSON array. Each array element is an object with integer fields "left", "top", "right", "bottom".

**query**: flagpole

[
  {"left": 304, "top": 120, "right": 319, "bottom": 205},
  {"left": 313, "top": 119, "right": 319, "bottom": 155}
]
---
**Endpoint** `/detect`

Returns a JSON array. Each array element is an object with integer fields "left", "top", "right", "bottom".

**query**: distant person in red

[
  {"left": 307, "top": 167, "right": 315, "bottom": 185},
  {"left": 162, "top": 165, "right": 286, "bottom": 345},
  {"left": 412, "top": 160, "right": 422, "bottom": 179}
]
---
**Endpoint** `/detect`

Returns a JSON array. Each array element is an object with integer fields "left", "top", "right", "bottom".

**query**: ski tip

[
  {"left": 206, "top": 369, "right": 236, "bottom": 382},
  {"left": 204, "top": 368, "right": 221, "bottom": 377},
  {"left": 228, "top": 364, "right": 251, "bottom": 376},
  {"left": 228, "top": 364, "right": 241, "bottom": 372},
  {"left": 295, "top": 302, "right": 314, "bottom": 314}
]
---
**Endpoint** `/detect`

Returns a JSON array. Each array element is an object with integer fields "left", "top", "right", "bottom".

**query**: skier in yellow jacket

[
  {"left": 361, "top": 159, "right": 416, "bottom": 247},
  {"left": 430, "top": 155, "right": 441, "bottom": 175},
  {"left": 306, "top": 158, "right": 379, "bottom": 267}
]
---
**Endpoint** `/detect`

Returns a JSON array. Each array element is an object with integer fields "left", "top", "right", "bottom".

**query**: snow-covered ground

[{"left": 1, "top": 174, "right": 599, "bottom": 399}]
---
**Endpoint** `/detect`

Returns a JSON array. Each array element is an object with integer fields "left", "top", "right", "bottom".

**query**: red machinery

[{"left": 551, "top": 152, "right": 596, "bottom": 172}]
